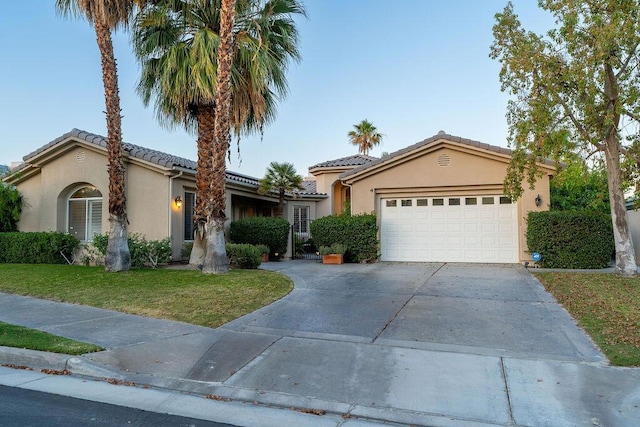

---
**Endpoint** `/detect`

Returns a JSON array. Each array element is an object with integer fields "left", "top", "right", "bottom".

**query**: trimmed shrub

[
  {"left": 92, "top": 233, "right": 172, "bottom": 268},
  {"left": 0, "top": 232, "right": 79, "bottom": 264},
  {"left": 226, "top": 243, "right": 262, "bottom": 269},
  {"left": 310, "top": 213, "right": 378, "bottom": 262},
  {"left": 230, "top": 217, "right": 289, "bottom": 258},
  {"left": 0, "top": 184, "right": 22, "bottom": 232},
  {"left": 527, "top": 211, "right": 614, "bottom": 269}
]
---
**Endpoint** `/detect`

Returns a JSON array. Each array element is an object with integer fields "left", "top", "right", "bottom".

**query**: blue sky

[{"left": 0, "top": 1, "right": 553, "bottom": 178}]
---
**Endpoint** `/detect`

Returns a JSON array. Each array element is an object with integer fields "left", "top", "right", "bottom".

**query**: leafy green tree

[
  {"left": 490, "top": 0, "right": 640, "bottom": 275},
  {"left": 56, "top": 0, "right": 142, "bottom": 272},
  {"left": 0, "top": 184, "right": 22, "bottom": 232},
  {"left": 348, "top": 120, "right": 383, "bottom": 156},
  {"left": 258, "top": 162, "right": 304, "bottom": 217},
  {"left": 551, "top": 160, "right": 610, "bottom": 214},
  {"left": 134, "top": 0, "right": 305, "bottom": 271}
]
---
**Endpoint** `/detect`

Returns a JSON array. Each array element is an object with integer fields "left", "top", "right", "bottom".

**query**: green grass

[
  {"left": 0, "top": 321, "right": 102, "bottom": 355},
  {"left": 534, "top": 272, "right": 640, "bottom": 367},
  {"left": 0, "top": 264, "right": 293, "bottom": 328}
]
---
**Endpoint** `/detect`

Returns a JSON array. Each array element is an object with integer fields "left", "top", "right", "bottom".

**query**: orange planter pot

[
  {"left": 322, "top": 254, "right": 344, "bottom": 265},
  {"left": 261, "top": 254, "right": 269, "bottom": 263}
]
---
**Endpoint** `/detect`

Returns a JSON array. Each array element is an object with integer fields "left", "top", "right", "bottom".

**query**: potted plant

[
  {"left": 319, "top": 243, "right": 347, "bottom": 265},
  {"left": 255, "top": 244, "right": 270, "bottom": 262}
]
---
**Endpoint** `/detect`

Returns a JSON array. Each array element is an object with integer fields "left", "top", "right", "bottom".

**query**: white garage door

[{"left": 380, "top": 195, "right": 518, "bottom": 263}]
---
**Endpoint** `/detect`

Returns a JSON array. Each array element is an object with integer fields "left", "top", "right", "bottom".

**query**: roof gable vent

[{"left": 437, "top": 153, "right": 451, "bottom": 167}]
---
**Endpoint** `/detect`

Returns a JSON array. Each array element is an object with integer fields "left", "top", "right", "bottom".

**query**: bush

[
  {"left": 0, "top": 232, "right": 79, "bottom": 264},
  {"left": 92, "top": 233, "right": 172, "bottom": 268},
  {"left": 310, "top": 213, "right": 378, "bottom": 262},
  {"left": 527, "top": 211, "right": 614, "bottom": 269},
  {"left": 0, "top": 184, "right": 22, "bottom": 232},
  {"left": 319, "top": 243, "right": 347, "bottom": 255},
  {"left": 226, "top": 243, "right": 262, "bottom": 269},
  {"left": 230, "top": 217, "right": 289, "bottom": 258}
]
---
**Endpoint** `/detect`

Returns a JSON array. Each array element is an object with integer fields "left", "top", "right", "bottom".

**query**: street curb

[{"left": 0, "top": 346, "right": 124, "bottom": 379}]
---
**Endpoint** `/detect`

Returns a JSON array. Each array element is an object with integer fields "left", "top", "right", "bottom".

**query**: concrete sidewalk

[{"left": 1, "top": 261, "right": 639, "bottom": 426}]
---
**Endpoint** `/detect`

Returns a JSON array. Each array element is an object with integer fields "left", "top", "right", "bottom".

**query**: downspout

[{"left": 168, "top": 171, "right": 184, "bottom": 249}]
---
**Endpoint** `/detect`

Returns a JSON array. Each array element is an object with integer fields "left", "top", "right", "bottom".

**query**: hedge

[
  {"left": 310, "top": 213, "right": 378, "bottom": 262},
  {"left": 0, "top": 232, "right": 79, "bottom": 264},
  {"left": 92, "top": 233, "right": 172, "bottom": 268},
  {"left": 230, "top": 217, "right": 289, "bottom": 258},
  {"left": 526, "top": 211, "right": 614, "bottom": 269},
  {"left": 226, "top": 243, "right": 262, "bottom": 269}
]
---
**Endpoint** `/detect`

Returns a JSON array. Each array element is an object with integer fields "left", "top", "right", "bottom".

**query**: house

[
  {"left": 3, "top": 129, "right": 325, "bottom": 260},
  {"left": 4, "top": 129, "right": 554, "bottom": 264},
  {"left": 319, "top": 131, "right": 554, "bottom": 264}
]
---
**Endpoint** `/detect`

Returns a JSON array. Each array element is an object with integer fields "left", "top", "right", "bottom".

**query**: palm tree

[
  {"left": 348, "top": 119, "right": 383, "bottom": 156},
  {"left": 258, "top": 162, "right": 304, "bottom": 217},
  {"left": 202, "top": 0, "right": 235, "bottom": 274},
  {"left": 56, "top": 0, "right": 141, "bottom": 272},
  {"left": 133, "top": 0, "right": 305, "bottom": 270}
]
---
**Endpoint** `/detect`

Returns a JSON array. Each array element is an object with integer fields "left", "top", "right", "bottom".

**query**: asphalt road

[{"left": 0, "top": 385, "right": 237, "bottom": 427}]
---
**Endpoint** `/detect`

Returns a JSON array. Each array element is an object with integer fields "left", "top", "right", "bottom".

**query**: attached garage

[
  {"left": 339, "top": 132, "right": 556, "bottom": 264},
  {"left": 380, "top": 195, "right": 518, "bottom": 263}
]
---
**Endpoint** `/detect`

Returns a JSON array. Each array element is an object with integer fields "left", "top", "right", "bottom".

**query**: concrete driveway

[{"left": 224, "top": 261, "right": 604, "bottom": 362}]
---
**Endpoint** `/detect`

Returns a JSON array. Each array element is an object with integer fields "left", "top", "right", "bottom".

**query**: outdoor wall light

[
  {"left": 174, "top": 196, "right": 183, "bottom": 208},
  {"left": 535, "top": 194, "right": 542, "bottom": 207}
]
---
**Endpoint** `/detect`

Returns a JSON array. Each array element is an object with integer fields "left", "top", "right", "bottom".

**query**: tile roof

[
  {"left": 309, "top": 154, "right": 378, "bottom": 169},
  {"left": 340, "top": 131, "right": 556, "bottom": 179},
  {"left": 16, "top": 128, "right": 328, "bottom": 196}
]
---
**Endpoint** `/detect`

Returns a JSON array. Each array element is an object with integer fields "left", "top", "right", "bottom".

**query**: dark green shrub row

[
  {"left": 226, "top": 243, "right": 262, "bottom": 269},
  {"left": 0, "top": 232, "right": 79, "bottom": 264},
  {"left": 92, "top": 233, "right": 172, "bottom": 268},
  {"left": 230, "top": 217, "right": 289, "bottom": 258},
  {"left": 527, "top": 211, "right": 614, "bottom": 269},
  {"left": 310, "top": 213, "right": 378, "bottom": 262}
]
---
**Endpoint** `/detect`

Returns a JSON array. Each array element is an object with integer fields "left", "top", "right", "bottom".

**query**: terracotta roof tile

[{"left": 309, "top": 154, "right": 378, "bottom": 169}]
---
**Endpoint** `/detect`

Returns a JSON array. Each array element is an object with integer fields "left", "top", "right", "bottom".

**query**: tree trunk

[
  {"left": 202, "top": 216, "right": 229, "bottom": 274},
  {"left": 202, "top": 0, "right": 236, "bottom": 274},
  {"left": 189, "top": 107, "right": 216, "bottom": 266},
  {"left": 604, "top": 137, "right": 637, "bottom": 275},
  {"left": 95, "top": 21, "right": 130, "bottom": 272},
  {"left": 277, "top": 189, "right": 285, "bottom": 217}
]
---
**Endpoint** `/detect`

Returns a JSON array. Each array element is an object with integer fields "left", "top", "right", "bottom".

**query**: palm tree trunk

[
  {"left": 189, "top": 106, "right": 216, "bottom": 266},
  {"left": 277, "top": 189, "right": 285, "bottom": 217},
  {"left": 202, "top": 0, "right": 236, "bottom": 274},
  {"left": 95, "top": 20, "right": 130, "bottom": 272}
]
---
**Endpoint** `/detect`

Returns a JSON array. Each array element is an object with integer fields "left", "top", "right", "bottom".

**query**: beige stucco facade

[
  {"left": 7, "top": 129, "right": 553, "bottom": 264},
  {"left": 6, "top": 129, "right": 325, "bottom": 261},
  {"left": 310, "top": 134, "right": 555, "bottom": 264}
]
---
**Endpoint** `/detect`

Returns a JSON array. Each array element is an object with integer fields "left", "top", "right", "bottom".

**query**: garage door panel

[{"left": 381, "top": 196, "right": 518, "bottom": 263}]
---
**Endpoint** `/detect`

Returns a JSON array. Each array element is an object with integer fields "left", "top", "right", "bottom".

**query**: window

[
  {"left": 449, "top": 198, "right": 461, "bottom": 206},
  {"left": 293, "top": 206, "right": 310, "bottom": 233},
  {"left": 482, "top": 197, "right": 495, "bottom": 205},
  {"left": 465, "top": 197, "right": 477, "bottom": 205},
  {"left": 68, "top": 186, "right": 102, "bottom": 242},
  {"left": 417, "top": 199, "right": 428, "bottom": 206},
  {"left": 499, "top": 196, "right": 512, "bottom": 204},
  {"left": 433, "top": 198, "right": 444, "bottom": 206},
  {"left": 385, "top": 200, "right": 397, "bottom": 207},
  {"left": 183, "top": 191, "right": 195, "bottom": 241},
  {"left": 401, "top": 199, "right": 412, "bottom": 207}
]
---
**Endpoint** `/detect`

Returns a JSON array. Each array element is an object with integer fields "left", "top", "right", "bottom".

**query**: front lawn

[
  {"left": 534, "top": 272, "right": 640, "bottom": 367},
  {"left": 0, "top": 264, "right": 293, "bottom": 328},
  {"left": 0, "top": 321, "right": 102, "bottom": 355}
]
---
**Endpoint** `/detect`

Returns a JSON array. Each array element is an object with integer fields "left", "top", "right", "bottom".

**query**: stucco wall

[{"left": 18, "top": 147, "right": 110, "bottom": 234}]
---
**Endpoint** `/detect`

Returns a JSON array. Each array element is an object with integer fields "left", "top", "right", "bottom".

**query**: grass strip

[
  {"left": 534, "top": 272, "right": 640, "bottom": 367},
  {"left": 0, "top": 321, "right": 102, "bottom": 355},
  {"left": 0, "top": 264, "right": 293, "bottom": 328}
]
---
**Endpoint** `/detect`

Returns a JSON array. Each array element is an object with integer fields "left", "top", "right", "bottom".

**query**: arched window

[{"left": 68, "top": 186, "right": 102, "bottom": 241}]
